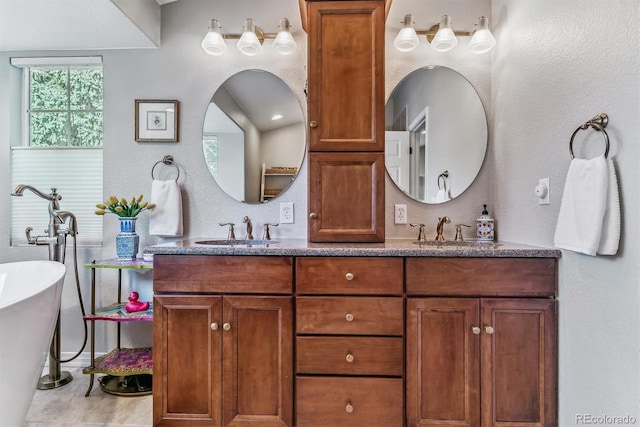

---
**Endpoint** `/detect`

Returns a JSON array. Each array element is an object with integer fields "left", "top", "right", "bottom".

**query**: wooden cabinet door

[
  {"left": 222, "top": 296, "right": 293, "bottom": 427},
  {"left": 307, "top": 0, "right": 384, "bottom": 152},
  {"left": 153, "top": 295, "right": 222, "bottom": 427},
  {"left": 481, "top": 299, "right": 557, "bottom": 427},
  {"left": 308, "top": 152, "right": 385, "bottom": 242},
  {"left": 406, "top": 298, "right": 480, "bottom": 427}
]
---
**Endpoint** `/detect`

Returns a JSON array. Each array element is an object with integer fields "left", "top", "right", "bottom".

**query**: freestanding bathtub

[{"left": 0, "top": 260, "right": 66, "bottom": 427}]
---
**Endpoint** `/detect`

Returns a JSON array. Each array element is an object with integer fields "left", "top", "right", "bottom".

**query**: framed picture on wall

[{"left": 135, "top": 100, "right": 180, "bottom": 142}]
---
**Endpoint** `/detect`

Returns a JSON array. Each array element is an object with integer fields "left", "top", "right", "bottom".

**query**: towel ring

[
  {"left": 569, "top": 114, "right": 610, "bottom": 159},
  {"left": 437, "top": 170, "right": 449, "bottom": 190},
  {"left": 151, "top": 155, "right": 180, "bottom": 181}
]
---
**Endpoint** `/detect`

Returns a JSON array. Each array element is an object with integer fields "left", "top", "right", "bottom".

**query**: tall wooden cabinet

[
  {"left": 152, "top": 256, "right": 293, "bottom": 427},
  {"left": 306, "top": 0, "right": 386, "bottom": 242}
]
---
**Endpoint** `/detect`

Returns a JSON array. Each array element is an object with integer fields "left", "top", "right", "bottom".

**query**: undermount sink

[
  {"left": 412, "top": 240, "right": 501, "bottom": 248},
  {"left": 195, "top": 239, "right": 277, "bottom": 246}
]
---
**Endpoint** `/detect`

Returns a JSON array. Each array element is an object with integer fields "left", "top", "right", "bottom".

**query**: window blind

[{"left": 11, "top": 147, "right": 103, "bottom": 246}]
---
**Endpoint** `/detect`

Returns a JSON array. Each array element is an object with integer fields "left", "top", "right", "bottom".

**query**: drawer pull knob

[
  {"left": 210, "top": 322, "right": 219, "bottom": 331},
  {"left": 309, "top": 212, "right": 318, "bottom": 219},
  {"left": 471, "top": 326, "right": 481, "bottom": 335},
  {"left": 223, "top": 323, "right": 231, "bottom": 331},
  {"left": 345, "top": 403, "right": 354, "bottom": 413},
  {"left": 310, "top": 120, "right": 318, "bottom": 128},
  {"left": 345, "top": 313, "right": 354, "bottom": 322},
  {"left": 345, "top": 272, "right": 354, "bottom": 281},
  {"left": 346, "top": 353, "right": 354, "bottom": 363},
  {"left": 485, "top": 326, "right": 494, "bottom": 334}
]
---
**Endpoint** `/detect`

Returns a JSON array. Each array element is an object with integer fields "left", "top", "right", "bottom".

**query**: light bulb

[
  {"left": 237, "top": 18, "right": 262, "bottom": 56},
  {"left": 469, "top": 16, "right": 496, "bottom": 54},
  {"left": 431, "top": 15, "right": 457, "bottom": 52},
  {"left": 201, "top": 19, "right": 227, "bottom": 56},
  {"left": 273, "top": 18, "right": 297, "bottom": 55},
  {"left": 393, "top": 14, "right": 419, "bottom": 52}
]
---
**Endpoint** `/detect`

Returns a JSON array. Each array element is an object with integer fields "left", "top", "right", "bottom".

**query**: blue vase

[{"left": 116, "top": 217, "right": 139, "bottom": 259}]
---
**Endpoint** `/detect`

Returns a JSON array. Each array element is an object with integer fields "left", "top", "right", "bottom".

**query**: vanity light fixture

[
  {"left": 201, "top": 17, "right": 297, "bottom": 57},
  {"left": 393, "top": 14, "right": 496, "bottom": 54}
]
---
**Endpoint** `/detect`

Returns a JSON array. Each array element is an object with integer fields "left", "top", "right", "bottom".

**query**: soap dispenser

[{"left": 476, "top": 204, "right": 494, "bottom": 241}]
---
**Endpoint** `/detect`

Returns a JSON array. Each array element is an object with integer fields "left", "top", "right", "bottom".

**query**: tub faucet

[
  {"left": 243, "top": 216, "right": 253, "bottom": 240},
  {"left": 435, "top": 216, "right": 451, "bottom": 241}
]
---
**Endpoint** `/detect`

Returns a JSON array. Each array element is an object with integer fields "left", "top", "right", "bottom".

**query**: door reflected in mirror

[
  {"left": 203, "top": 69, "right": 306, "bottom": 203},
  {"left": 385, "top": 66, "right": 487, "bottom": 204}
]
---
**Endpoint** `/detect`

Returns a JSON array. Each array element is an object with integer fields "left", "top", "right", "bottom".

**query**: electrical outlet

[
  {"left": 279, "top": 202, "right": 294, "bottom": 224},
  {"left": 394, "top": 204, "right": 408, "bottom": 224}
]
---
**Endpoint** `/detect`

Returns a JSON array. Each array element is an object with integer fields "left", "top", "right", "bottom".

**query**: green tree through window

[{"left": 29, "top": 66, "right": 103, "bottom": 147}]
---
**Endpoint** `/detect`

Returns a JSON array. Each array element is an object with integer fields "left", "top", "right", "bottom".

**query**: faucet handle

[
  {"left": 409, "top": 223, "right": 426, "bottom": 242},
  {"left": 263, "top": 223, "right": 279, "bottom": 240},
  {"left": 218, "top": 222, "right": 236, "bottom": 240},
  {"left": 454, "top": 224, "right": 471, "bottom": 241}
]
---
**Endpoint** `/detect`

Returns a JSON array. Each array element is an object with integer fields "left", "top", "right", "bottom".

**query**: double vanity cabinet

[{"left": 149, "top": 241, "right": 559, "bottom": 427}]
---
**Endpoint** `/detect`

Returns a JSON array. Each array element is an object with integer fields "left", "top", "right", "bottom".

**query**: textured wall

[{"left": 491, "top": 0, "right": 640, "bottom": 423}]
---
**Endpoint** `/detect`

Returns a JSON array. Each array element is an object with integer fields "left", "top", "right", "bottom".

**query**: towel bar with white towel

[
  {"left": 569, "top": 113, "right": 610, "bottom": 159},
  {"left": 149, "top": 155, "right": 183, "bottom": 237}
]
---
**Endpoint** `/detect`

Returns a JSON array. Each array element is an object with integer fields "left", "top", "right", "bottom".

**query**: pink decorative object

[{"left": 124, "top": 291, "right": 150, "bottom": 313}]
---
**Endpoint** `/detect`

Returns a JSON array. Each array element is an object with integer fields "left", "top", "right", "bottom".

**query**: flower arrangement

[{"left": 95, "top": 195, "right": 156, "bottom": 218}]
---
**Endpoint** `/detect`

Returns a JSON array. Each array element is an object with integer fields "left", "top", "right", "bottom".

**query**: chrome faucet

[
  {"left": 435, "top": 216, "right": 451, "bottom": 241},
  {"left": 219, "top": 222, "right": 236, "bottom": 240},
  {"left": 11, "top": 185, "right": 78, "bottom": 261},
  {"left": 263, "top": 223, "right": 279, "bottom": 240},
  {"left": 242, "top": 216, "right": 253, "bottom": 240}
]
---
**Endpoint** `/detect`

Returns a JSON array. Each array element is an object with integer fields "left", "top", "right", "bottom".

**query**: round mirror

[
  {"left": 203, "top": 70, "right": 306, "bottom": 203},
  {"left": 385, "top": 66, "right": 487, "bottom": 204}
]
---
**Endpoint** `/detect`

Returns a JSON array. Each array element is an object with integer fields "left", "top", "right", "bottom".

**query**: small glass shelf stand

[{"left": 82, "top": 258, "right": 153, "bottom": 396}]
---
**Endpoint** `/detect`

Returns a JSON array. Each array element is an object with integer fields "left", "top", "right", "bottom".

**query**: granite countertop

[{"left": 144, "top": 238, "right": 560, "bottom": 258}]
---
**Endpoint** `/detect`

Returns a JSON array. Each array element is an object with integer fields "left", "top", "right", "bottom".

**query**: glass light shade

[
  {"left": 393, "top": 14, "right": 419, "bottom": 52},
  {"left": 273, "top": 18, "right": 296, "bottom": 55},
  {"left": 469, "top": 16, "right": 496, "bottom": 54},
  {"left": 431, "top": 15, "right": 457, "bottom": 52},
  {"left": 201, "top": 19, "right": 226, "bottom": 56},
  {"left": 237, "top": 18, "right": 262, "bottom": 56}
]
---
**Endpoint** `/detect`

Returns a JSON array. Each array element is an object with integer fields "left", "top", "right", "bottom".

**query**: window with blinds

[{"left": 10, "top": 57, "right": 103, "bottom": 246}]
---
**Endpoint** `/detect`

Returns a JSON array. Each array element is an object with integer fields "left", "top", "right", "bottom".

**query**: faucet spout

[
  {"left": 435, "top": 216, "right": 451, "bottom": 241},
  {"left": 11, "top": 185, "right": 61, "bottom": 210},
  {"left": 242, "top": 216, "right": 253, "bottom": 240}
]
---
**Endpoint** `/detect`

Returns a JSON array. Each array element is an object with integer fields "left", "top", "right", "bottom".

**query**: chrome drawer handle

[
  {"left": 223, "top": 323, "right": 231, "bottom": 331},
  {"left": 210, "top": 322, "right": 219, "bottom": 331},
  {"left": 345, "top": 272, "right": 354, "bottom": 281},
  {"left": 345, "top": 403, "right": 354, "bottom": 413},
  {"left": 345, "top": 313, "right": 354, "bottom": 322},
  {"left": 471, "top": 326, "right": 481, "bottom": 335},
  {"left": 345, "top": 353, "right": 354, "bottom": 363}
]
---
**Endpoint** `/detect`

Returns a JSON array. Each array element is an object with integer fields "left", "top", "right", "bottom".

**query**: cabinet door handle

[
  {"left": 345, "top": 403, "right": 354, "bottom": 413},
  {"left": 471, "top": 326, "right": 481, "bottom": 335},
  {"left": 345, "top": 313, "right": 354, "bottom": 322},
  {"left": 345, "top": 353, "right": 354, "bottom": 363},
  {"left": 223, "top": 323, "right": 231, "bottom": 331},
  {"left": 210, "top": 322, "right": 219, "bottom": 331},
  {"left": 345, "top": 272, "right": 354, "bottom": 281},
  {"left": 309, "top": 212, "right": 318, "bottom": 219},
  {"left": 310, "top": 120, "right": 318, "bottom": 128},
  {"left": 485, "top": 326, "right": 494, "bottom": 334}
]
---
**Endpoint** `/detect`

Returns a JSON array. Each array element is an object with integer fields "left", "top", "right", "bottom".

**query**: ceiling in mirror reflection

[{"left": 203, "top": 69, "right": 306, "bottom": 204}]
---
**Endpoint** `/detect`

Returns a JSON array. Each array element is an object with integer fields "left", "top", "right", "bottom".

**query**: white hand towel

[
  {"left": 149, "top": 179, "right": 183, "bottom": 237},
  {"left": 553, "top": 155, "right": 608, "bottom": 255},
  {"left": 435, "top": 188, "right": 450, "bottom": 203},
  {"left": 597, "top": 158, "right": 620, "bottom": 255}
]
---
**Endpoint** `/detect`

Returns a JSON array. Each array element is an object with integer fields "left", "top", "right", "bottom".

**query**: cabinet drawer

[
  {"left": 296, "top": 297, "right": 402, "bottom": 335},
  {"left": 406, "top": 257, "right": 557, "bottom": 297},
  {"left": 153, "top": 255, "right": 293, "bottom": 294},
  {"left": 296, "top": 257, "right": 403, "bottom": 295},
  {"left": 297, "top": 376, "right": 403, "bottom": 427},
  {"left": 296, "top": 336, "right": 403, "bottom": 376}
]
